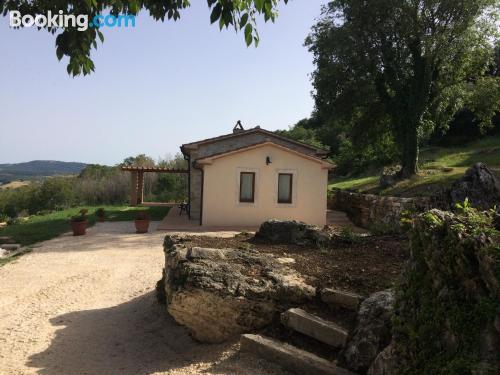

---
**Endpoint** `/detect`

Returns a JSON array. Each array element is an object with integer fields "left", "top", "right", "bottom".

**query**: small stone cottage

[{"left": 180, "top": 123, "right": 333, "bottom": 226}]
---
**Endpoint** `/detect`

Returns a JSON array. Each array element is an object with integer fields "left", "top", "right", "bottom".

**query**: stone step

[
  {"left": 0, "top": 236, "right": 15, "bottom": 245},
  {"left": 0, "top": 244, "right": 21, "bottom": 251},
  {"left": 240, "top": 334, "right": 353, "bottom": 375},
  {"left": 321, "top": 288, "right": 363, "bottom": 311},
  {"left": 281, "top": 308, "right": 348, "bottom": 348}
]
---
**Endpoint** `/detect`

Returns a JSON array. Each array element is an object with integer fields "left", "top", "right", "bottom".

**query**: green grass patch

[
  {"left": 420, "top": 136, "right": 500, "bottom": 168},
  {"left": 0, "top": 205, "right": 170, "bottom": 247},
  {"left": 329, "top": 176, "right": 379, "bottom": 191},
  {"left": 329, "top": 135, "right": 500, "bottom": 197}
]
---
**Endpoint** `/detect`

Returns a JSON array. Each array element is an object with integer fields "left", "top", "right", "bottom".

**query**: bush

[
  {"left": 0, "top": 177, "right": 75, "bottom": 217},
  {"left": 0, "top": 154, "right": 189, "bottom": 218},
  {"left": 392, "top": 208, "right": 499, "bottom": 373}
]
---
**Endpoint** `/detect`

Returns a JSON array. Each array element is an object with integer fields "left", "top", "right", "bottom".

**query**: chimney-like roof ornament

[{"left": 233, "top": 120, "right": 244, "bottom": 133}]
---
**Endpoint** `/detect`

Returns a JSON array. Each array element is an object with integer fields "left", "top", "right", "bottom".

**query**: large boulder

[
  {"left": 255, "top": 219, "right": 331, "bottom": 247},
  {"left": 162, "top": 235, "right": 315, "bottom": 343},
  {"left": 449, "top": 162, "right": 500, "bottom": 210},
  {"left": 339, "top": 289, "right": 395, "bottom": 373}
]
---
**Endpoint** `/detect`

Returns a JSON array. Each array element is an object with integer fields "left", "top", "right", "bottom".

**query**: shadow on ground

[{"left": 27, "top": 292, "right": 246, "bottom": 375}]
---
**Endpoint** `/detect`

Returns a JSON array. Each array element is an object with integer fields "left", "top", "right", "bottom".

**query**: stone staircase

[
  {"left": 0, "top": 236, "right": 22, "bottom": 259},
  {"left": 240, "top": 289, "right": 363, "bottom": 375}
]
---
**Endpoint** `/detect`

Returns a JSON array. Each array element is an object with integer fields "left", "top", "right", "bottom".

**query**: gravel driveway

[{"left": 0, "top": 222, "right": 286, "bottom": 375}]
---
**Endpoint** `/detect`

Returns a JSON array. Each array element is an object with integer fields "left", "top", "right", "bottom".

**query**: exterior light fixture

[{"left": 266, "top": 156, "right": 272, "bottom": 165}]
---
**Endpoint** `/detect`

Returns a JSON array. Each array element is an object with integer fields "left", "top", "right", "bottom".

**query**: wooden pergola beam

[
  {"left": 121, "top": 166, "right": 188, "bottom": 173},
  {"left": 122, "top": 166, "right": 188, "bottom": 206}
]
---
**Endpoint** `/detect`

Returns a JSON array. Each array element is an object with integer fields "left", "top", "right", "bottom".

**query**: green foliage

[
  {"left": 274, "top": 118, "right": 326, "bottom": 150},
  {"left": 120, "top": 154, "right": 155, "bottom": 167},
  {"left": 337, "top": 226, "right": 362, "bottom": 243},
  {"left": 306, "top": 0, "right": 499, "bottom": 177},
  {"left": 329, "top": 135, "right": 500, "bottom": 197},
  {"left": 95, "top": 207, "right": 106, "bottom": 218},
  {"left": 153, "top": 153, "right": 188, "bottom": 202},
  {"left": 70, "top": 208, "right": 88, "bottom": 222},
  {"left": 393, "top": 209, "right": 499, "bottom": 373},
  {"left": 0, "top": 177, "right": 75, "bottom": 217},
  {"left": 368, "top": 222, "right": 399, "bottom": 236},
  {"left": 1, "top": 0, "right": 288, "bottom": 76},
  {"left": 0, "top": 153, "right": 187, "bottom": 218},
  {"left": 0, "top": 205, "right": 169, "bottom": 247}
]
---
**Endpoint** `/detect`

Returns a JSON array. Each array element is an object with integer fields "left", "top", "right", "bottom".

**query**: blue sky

[{"left": 0, "top": 1, "right": 328, "bottom": 165}]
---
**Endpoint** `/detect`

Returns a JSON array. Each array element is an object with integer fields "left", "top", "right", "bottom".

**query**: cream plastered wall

[{"left": 201, "top": 144, "right": 329, "bottom": 227}]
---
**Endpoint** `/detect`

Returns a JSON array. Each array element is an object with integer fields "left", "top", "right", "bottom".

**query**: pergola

[{"left": 121, "top": 166, "right": 189, "bottom": 206}]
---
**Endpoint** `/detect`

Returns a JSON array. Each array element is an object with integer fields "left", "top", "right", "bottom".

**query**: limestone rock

[
  {"left": 339, "top": 289, "right": 395, "bottom": 373},
  {"left": 379, "top": 166, "right": 400, "bottom": 188},
  {"left": 449, "top": 163, "right": 500, "bottom": 210},
  {"left": 367, "top": 341, "right": 399, "bottom": 375},
  {"left": 0, "top": 236, "right": 15, "bottom": 244},
  {"left": 255, "top": 219, "right": 331, "bottom": 247},
  {"left": 321, "top": 288, "right": 363, "bottom": 311},
  {"left": 162, "top": 235, "right": 315, "bottom": 343}
]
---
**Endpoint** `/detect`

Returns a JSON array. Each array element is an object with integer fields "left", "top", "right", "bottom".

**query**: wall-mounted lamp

[{"left": 266, "top": 156, "right": 272, "bottom": 165}]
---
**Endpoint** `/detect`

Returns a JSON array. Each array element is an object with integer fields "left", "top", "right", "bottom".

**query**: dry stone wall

[{"left": 329, "top": 188, "right": 431, "bottom": 232}]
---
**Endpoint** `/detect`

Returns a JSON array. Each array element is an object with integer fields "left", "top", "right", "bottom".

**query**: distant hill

[{"left": 0, "top": 160, "right": 87, "bottom": 184}]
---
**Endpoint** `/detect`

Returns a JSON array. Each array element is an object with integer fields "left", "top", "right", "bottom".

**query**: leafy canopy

[
  {"left": 306, "top": 0, "right": 499, "bottom": 177},
  {"left": 1, "top": 0, "right": 288, "bottom": 76}
]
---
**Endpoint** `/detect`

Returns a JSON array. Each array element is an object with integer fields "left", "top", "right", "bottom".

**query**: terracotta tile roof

[
  {"left": 194, "top": 141, "right": 335, "bottom": 169},
  {"left": 180, "top": 127, "right": 329, "bottom": 156}
]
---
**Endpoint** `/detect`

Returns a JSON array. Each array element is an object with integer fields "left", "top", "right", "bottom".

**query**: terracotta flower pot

[
  {"left": 135, "top": 219, "right": 150, "bottom": 233},
  {"left": 70, "top": 220, "right": 87, "bottom": 236}
]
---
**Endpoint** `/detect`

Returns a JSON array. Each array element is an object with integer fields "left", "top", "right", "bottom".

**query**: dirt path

[{"left": 0, "top": 222, "right": 286, "bottom": 375}]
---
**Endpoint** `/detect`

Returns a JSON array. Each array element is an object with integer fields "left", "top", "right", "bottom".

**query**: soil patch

[{"left": 179, "top": 234, "right": 409, "bottom": 297}]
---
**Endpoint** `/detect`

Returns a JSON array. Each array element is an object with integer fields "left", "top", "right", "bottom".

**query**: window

[
  {"left": 239, "top": 172, "right": 255, "bottom": 203},
  {"left": 278, "top": 173, "right": 293, "bottom": 204}
]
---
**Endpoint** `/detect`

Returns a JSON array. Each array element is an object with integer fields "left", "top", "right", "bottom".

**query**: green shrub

[{"left": 393, "top": 208, "right": 499, "bottom": 373}]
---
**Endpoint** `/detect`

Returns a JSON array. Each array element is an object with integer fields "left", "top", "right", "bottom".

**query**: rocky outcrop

[
  {"left": 162, "top": 235, "right": 315, "bottom": 343},
  {"left": 339, "top": 290, "right": 395, "bottom": 373},
  {"left": 255, "top": 219, "right": 331, "bottom": 247},
  {"left": 449, "top": 162, "right": 500, "bottom": 210},
  {"left": 367, "top": 341, "right": 399, "bottom": 375}
]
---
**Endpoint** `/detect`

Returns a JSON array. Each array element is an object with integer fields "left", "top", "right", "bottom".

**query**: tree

[
  {"left": 275, "top": 118, "right": 326, "bottom": 149},
  {"left": 1, "top": 0, "right": 287, "bottom": 76},
  {"left": 307, "top": 0, "right": 499, "bottom": 177},
  {"left": 121, "top": 154, "right": 155, "bottom": 167},
  {"left": 154, "top": 153, "right": 188, "bottom": 202}
]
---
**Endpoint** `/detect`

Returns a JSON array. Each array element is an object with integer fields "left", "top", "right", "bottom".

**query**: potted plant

[
  {"left": 95, "top": 208, "right": 106, "bottom": 222},
  {"left": 134, "top": 210, "right": 150, "bottom": 233},
  {"left": 70, "top": 209, "right": 88, "bottom": 236}
]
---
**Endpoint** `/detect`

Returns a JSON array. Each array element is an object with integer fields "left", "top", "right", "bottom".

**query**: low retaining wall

[{"left": 329, "top": 189, "right": 431, "bottom": 232}]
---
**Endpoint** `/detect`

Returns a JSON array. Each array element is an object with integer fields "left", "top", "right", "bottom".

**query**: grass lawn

[
  {"left": 0, "top": 205, "right": 170, "bottom": 247},
  {"left": 329, "top": 135, "right": 500, "bottom": 197}
]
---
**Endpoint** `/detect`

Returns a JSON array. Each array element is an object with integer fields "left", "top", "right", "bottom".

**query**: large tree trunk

[{"left": 400, "top": 121, "right": 419, "bottom": 178}]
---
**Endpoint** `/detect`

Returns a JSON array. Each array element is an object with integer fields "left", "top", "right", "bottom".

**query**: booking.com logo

[{"left": 9, "top": 10, "right": 136, "bottom": 31}]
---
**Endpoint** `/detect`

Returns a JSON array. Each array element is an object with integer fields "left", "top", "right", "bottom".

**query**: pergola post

[
  {"left": 137, "top": 171, "right": 144, "bottom": 205},
  {"left": 121, "top": 166, "right": 189, "bottom": 206},
  {"left": 130, "top": 171, "right": 138, "bottom": 206}
]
